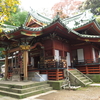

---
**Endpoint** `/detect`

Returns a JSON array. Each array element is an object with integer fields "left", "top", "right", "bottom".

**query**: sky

[
  {"left": 20, "top": 0, "right": 60, "bottom": 11},
  {"left": 20, "top": 0, "right": 85, "bottom": 11}
]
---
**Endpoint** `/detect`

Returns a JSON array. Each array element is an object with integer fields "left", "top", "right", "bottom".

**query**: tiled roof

[
  {"left": 62, "top": 10, "right": 95, "bottom": 29},
  {"left": 28, "top": 9, "right": 52, "bottom": 24},
  {"left": 1, "top": 10, "right": 100, "bottom": 39}
]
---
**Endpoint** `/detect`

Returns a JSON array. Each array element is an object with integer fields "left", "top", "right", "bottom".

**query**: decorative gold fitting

[
  {"left": 85, "top": 39, "right": 89, "bottom": 42},
  {"left": 2, "top": 51, "right": 7, "bottom": 55},
  {"left": 20, "top": 45, "right": 30, "bottom": 50}
]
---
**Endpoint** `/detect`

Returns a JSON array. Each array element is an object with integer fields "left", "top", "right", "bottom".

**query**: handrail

[
  {"left": 39, "top": 61, "right": 66, "bottom": 69},
  {"left": 34, "top": 72, "right": 45, "bottom": 81}
]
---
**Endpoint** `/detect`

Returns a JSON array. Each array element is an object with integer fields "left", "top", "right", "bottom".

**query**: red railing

[
  {"left": 76, "top": 65, "right": 100, "bottom": 74},
  {"left": 75, "top": 58, "right": 100, "bottom": 74}
]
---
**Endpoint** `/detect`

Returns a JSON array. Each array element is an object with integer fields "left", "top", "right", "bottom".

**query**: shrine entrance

[
  {"left": 2, "top": 41, "right": 44, "bottom": 81},
  {"left": 29, "top": 44, "right": 44, "bottom": 69},
  {"left": 30, "top": 54, "right": 40, "bottom": 69},
  {"left": 34, "top": 55, "right": 40, "bottom": 68}
]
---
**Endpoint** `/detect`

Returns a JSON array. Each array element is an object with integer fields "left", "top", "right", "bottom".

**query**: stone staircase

[
  {"left": 0, "top": 81, "right": 52, "bottom": 99},
  {"left": 68, "top": 69, "right": 93, "bottom": 86}
]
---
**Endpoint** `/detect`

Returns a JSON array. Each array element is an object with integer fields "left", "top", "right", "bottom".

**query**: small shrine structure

[{"left": 0, "top": 10, "right": 100, "bottom": 81}]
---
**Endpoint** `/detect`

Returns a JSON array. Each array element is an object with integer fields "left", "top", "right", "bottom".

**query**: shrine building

[{"left": 0, "top": 10, "right": 100, "bottom": 81}]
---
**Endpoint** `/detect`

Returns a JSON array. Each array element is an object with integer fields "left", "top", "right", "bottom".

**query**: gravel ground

[{"left": 36, "top": 87, "right": 100, "bottom": 100}]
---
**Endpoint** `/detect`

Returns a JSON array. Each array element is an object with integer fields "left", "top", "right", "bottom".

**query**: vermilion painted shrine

[{"left": 0, "top": 10, "right": 100, "bottom": 81}]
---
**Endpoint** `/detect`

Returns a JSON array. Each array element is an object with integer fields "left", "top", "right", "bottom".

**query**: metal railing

[{"left": 38, "top": 61, "right": 66, "bottom": 69}]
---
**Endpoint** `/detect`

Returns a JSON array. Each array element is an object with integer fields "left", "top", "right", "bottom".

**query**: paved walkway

[
  {"left": 90, "top": 83, "right": 100, "bottom": 86},
  {"left": 0, "top": 90, "right": 57, "bottom": 100}
]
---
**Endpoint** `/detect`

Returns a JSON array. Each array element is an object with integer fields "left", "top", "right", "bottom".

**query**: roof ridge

[
  {"left": 37, "top": 13, "right": 52, "bottom": 21},
  {"left": 1, "top": 24, "right": 19, "bottom": 28},
  {"left": 23, "top": 12, "right": 30, "bottom": 26},
  {"left": 29, "top": 9, "right": 52, "bottom": 24},
  {"left": 62, "top": 12, "right": 83, "bottom": 22}
]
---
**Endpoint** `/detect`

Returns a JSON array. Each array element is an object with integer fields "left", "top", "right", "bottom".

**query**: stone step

[
  {"left": 0, "top": 84, "right": 50, "bottom": 94},
  {"left": 69, "top": 69, "right": 93, "bottom": 86},
  {"left": 75, "top": 76, "right": 90, "bottom": 85},
  {"left": 75, "top": 74, "right": 84, "bottom": 78},
  {"left": 69, "top": 71, "right": 80, "bottom": 76},
  {"left": 85, "top": 82, "right": 92, "bottom": 86},
  {"left": 70, "top": 70, "right": 85, "bottom": 77},
  {"left": 90, "top": 83, "right": 100, "bottom": 87},
  {"left": 0, "top": 81, "right": 47, "bottom": 89},
  {"left": 78, "top": 76, "right": 87, "bottom": 80},
  {"left": 81, "top": 79, "right": 90, "bottom": 83},
  {"left": 75, "top": 75, "right": 91, "bottom": 82},
  {"left": 69, "top": 69, "right": 79, "bottom": 72},
  {"left": 74, "top": 74, "right": 92, "bottom": 85},
  {"left": 76, "top": 75, "right": 89, "bottom": 80},
  {"left": 0, "top": 87, "right": 52, "bottom": 99}
]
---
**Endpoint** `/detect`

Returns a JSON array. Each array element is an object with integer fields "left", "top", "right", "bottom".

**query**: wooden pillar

[
  {"left": 99, "top": 65, "right": 100, "bottom": 73},
  {"left": 23, "top": 50, "right": 28, "bottom": 81},
  {"left": 5, "top": 55, "right": 8, "bottom": 80},
  {"left": 2, "top": 51, "right": 8, "bottom": 80},
  {"left": 56, "top": 69, "right": 59, "bottom": 80},
  {"left": 20, "top": 45, "right": 30, "bottom": 81},
  {"left": 86, "top": 66, "right": 88, "bottom": 74},
  {"left": 52, "top": 40, "right": 55, "bottom": 56},
  {"left": 62, "top": 43, "right": 64, "bottom": 57}
]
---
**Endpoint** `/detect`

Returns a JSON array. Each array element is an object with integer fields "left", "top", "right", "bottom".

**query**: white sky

[
  {"left": 20, "top": 0, "right": 60, "bottom": 11},
  {"left": 20, "top": 0, "right": 85, "bottom": 11}
]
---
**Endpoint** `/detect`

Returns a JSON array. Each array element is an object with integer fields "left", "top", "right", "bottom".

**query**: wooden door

[{"left": 77, "top": 49, "right": 84, "bottom": 62}]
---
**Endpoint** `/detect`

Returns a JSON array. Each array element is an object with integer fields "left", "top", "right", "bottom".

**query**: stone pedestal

[
  {"left": 12, "top": 75, "right": 20, "bottom": 81},
  {"left": 12, "top": 68, "right": 20, "bottom": 81}
]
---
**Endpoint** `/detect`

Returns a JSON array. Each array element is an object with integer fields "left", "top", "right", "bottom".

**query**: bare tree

[{"left": 52, "top": 0, "right": 82, "bottom": 18}]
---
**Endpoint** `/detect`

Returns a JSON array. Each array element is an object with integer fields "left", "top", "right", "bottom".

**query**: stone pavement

[
  {"left": 0, "top": 90, "right": 57, "bottom": 100},
  {"left": 21, "top": 90, "right": 57, "bottom": 100},
  {"left": 90, "top": 83, "right": 100, "bottom": 86},
  {"left": 0, "top": 80, "right": 55, "bottom": 100},
  {"left": 0, "top": 81, "right": 100, "bottom": 100}
]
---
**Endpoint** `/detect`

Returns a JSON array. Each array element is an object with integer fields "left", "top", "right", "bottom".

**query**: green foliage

[
  {"left": 96, "top": 15, "right": 100, "bottom": 25},
  {"left": 0, "top": 0, "right": 20, "bottom": 33},
  {"left": 0, "top": 0, "right": 20, "bottom": 23},
  {"left": 79, "top": 0, "right": 100, "bottom": 25},
  {"left": 0, "top": 48, "right": 5, "bottom": 58},
  {"left": 79, "top": 0, "right": 100, "bottom": 15},
  {"left": 4, "top": 11, "right": 28, "bottom": 26}
]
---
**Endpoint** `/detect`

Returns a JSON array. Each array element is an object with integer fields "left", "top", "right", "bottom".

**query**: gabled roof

[
  {"left": 24, "top": 9, "right": 52, "bottom": 27},
  {"left": 62, "top": 10, "right": 95, "bottom": 29},
  {"left": 29, "top": 9, "right": 52, "bottom": 24},
  {"left": 1, "top": 10, "right": 100, "bottom": 41}
]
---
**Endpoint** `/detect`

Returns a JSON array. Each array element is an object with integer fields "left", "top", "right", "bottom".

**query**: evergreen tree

[
  {"left": 0, "top": 48, "right": 5, "bottom": 58},
  {"left": 79, "top": 0, "right": 100, "bottom": 15},
  {"left": 79, "top": 0, "right": 100, "bottom": 25},
  {"left": 4, "top": 10, "right": 28, "bottom": 26}
]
